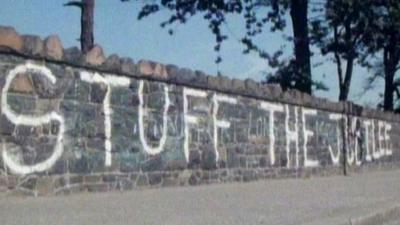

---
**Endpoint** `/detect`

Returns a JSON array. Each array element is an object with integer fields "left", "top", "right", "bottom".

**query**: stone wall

[{"left": 0, "top": 26, "right": 399, "bottom": 196}]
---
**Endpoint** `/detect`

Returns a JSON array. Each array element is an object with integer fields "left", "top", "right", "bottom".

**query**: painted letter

[
  {"left": 183, "top": 88, "right": 208, "bottom": 162},
  {"left": 213, "top": 94, "right": 237, "bottom": 162},
  {"left": 350, "top": 118, "right": 361, "bottom": 166},
  {"left": 370, "top": 121, "right": 380, "bottom": 160},
  {"left": 378, "top": 121, "right": 386, "bottom": 157},
  {"left": 1, "top": 62, "right": 65, "bottom": 174},
  {"left": 285, "top": 105, "right": 299, "bottom": 168},
  {"left": 260, "top": 102, "right": 284, "bottom": 166},
  {"left": 363, "top": 120, "right": 372, "bottom": 162},
  {"left": 329, "top": 113, "right": 343, "bottom": 165},
  {"left": 138, "top": 80, "right": 170, "bottom": 155},
  {"left": 302, "top": 108, "right": 319, "bottom": 167},
  {"left": 385, "top": 123, "right": 392, "bottom": 156},
  {"left": 80, "top": 71, "right": 130, "bottom": 166}
]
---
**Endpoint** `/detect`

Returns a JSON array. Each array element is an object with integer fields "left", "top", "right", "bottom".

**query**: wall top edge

[{"left": 0, "top": 25, "right": 398, "bottom": 122}]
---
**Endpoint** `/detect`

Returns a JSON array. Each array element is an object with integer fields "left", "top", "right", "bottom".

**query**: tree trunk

[
  {"left": 384, "top": 70, "right": 395, "bottom": 111},
  {"left": 81, "top": 0, "right": 95, "bottom": 53},
  {"left": 338, "top": 57, "right": 354, "bottom": 101},
  {"left": 384, "top": 48, "right": 395, "bottom": 111},
  {"left": 290, "top": 0, "right": 312, "bottom": 94}
]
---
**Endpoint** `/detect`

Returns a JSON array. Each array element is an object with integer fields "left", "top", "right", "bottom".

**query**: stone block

[
  {"left": 138, "top": 60, "right": 155, "bottom": 76},
  {"left": 176, "top": 67, "right": 195, "bottom": 84},
  {"left": 90, "top": 82, "right": 108, "bottom": 103},
  {"left": 232, "top": 79, "right": 245, "bottom": 93},
  {"left": 44, "top": 35, "right": 63, "bottom": 60},
  {"left": 103, "top": 54, "right": 121, "bottom": 72},
  {"left": 136, "top": 174, "right": 149, "bottom": 187},
  {"left": 141, "top": 155, "right": 164, "bottom": 172},
  {"left": 9, "top": 73, "right": 34, "bottom": 93},
  {"left": 85, "top": 44, "right": 105, "bottom": 66},
  {"left": 165, "top": 159, "right": 187, "bottom": 171},
  {"left": 219, "top": 75, "right": 232, "bottom": 92},
  {"left": 36, "top": 177, "right": 54, "bottom": 196},
  {"left": 207, "top": 75, "right": 219, "bottom": 89},
  {"left": 244, "top": 79, "right": 260, "bottom": 96},
  {"left": 148, "top": 172, "right": 163, "bottom": 186},
  {"left": 194, "top": 70, "right": 208, "bottom": 87},
  {"left": 64, "top": 47, "right": 83, "bottom": 64},
  {"left": 19, "top": 176, "right": 37, "bottom": 190},
  {"left": 21, "top": 35, "right": 44, "bottom": 56},
  {"left": 120, "top": 57, "right": 136, "bottom": 75},
  {"left": 153, "top": 63, "right": 168, "bottom": 79},
  {"left": 261, "top": 84, "right": 282, "bottom": 100},
  {"left": 0, "top": 26, "right": 23, "bottom": 51},
  {"left": 86, "top": 183, "right": 110, "bottom": 192},
  {"left": 166, "top": 64, "right": 179, "bottom": 80}
]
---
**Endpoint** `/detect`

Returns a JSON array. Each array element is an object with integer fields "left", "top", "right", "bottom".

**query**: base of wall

[{"left": 1, "top": 162, "right": 398, "bottom": 196}]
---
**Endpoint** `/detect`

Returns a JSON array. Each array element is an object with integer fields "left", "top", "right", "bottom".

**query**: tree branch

[
  {"left": 64, "top": 1, "right": 83, "bottom": 8},
  {"left": 395, "top": 87, "right": 400, "bottom": 99},
  {"left": 333, "top": 25, "right": 344, "bottom": 85}
]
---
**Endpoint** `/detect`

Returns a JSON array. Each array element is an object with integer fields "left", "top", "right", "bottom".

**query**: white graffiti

[
  {"left": 260, "top": 102, "right": 284, "bottom": 166},
  {"left": 370, "top": 120, "right": 380, "bottom": 160},
  {"left": 138, "top": 80, "right": 170, "bottom": 155},
  {"left": 80, "top": 71, "right": 130, "bottom": 166},
  {"left": 1, "top": 62, "right": 397, "bottom": 175},
  {"left": 213, "top": 94, "right": 237, "bottom": 161},
  {"left": 302, "top": 108, "right": 319, "bottom": 167},
  {"left": 384, "top": 123, "right": 392, "bottom": 156},
  {"left": 1, "top": 62, "right": 65, "bottom": 174},
  {"left": 285, "top": 105, "right": 299, "bottom": 168},
  {"left": 363, "top": 120, "right": 373, "bottom": 162},
  {"left": 328, "top": 113, "right": 343, "bottom": 165},
  {"left": 378, "top": 121, "right": 392, "bottom": 157},
  {"left": 362, "top": 119, "right": 392, "bottom": 163},
  {"left": 183, "top": 87, "right": 208, "bottom": 162},
  {"left": 348, "top": 117, "right": 359, "bottom": 166}
]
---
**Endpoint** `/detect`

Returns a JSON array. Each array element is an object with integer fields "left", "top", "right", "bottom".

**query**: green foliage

[
  {"left": 358, "top": 1, "right": 400, "bottom": 110},
  {"left": 310, "top": 0, "right": 372, "bottom": 101},
  {"left": 126, "top": 0, "right": 400, "bottom": 110},
  {"left": 135, "top": 1, "right": 287, "bottom": 63}
]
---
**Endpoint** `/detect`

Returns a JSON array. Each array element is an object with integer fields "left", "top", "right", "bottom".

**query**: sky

[{"left": 0, "top": 0, "right": 383, "bottom": 106}]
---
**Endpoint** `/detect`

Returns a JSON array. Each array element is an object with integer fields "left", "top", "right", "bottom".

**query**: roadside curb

[{"left": 349, "top": 206, "right": 400, "bottom": 225}]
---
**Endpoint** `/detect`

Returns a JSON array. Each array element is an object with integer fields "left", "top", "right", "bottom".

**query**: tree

[
  {"left": 290, "top": 0, "right": 312, "bottom": 94},
  {"left": 65, "top": 0, "right": 95, "bottom": 53},
  {"left": 311, "top": 0, "right": 369, "bottom": 101},
  {"left": 132, "top": 0, "right": 314, "bottom": 94},
  {"left": 361, "top": 0, "right": 400, "bottom": 111}
]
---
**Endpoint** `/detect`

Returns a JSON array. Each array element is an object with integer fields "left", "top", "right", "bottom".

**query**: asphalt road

[{"left": 0, "top": 170, "right": 400, "bottom": 225}]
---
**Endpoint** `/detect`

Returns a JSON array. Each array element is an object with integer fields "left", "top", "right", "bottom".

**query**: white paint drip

[
  {"left": 183, "top": 88, "right": 208, "bottom": 162},
  {"left": 302, "top": 108, "right": 319, "bottom": 167},
  {"left": 260, "top": 102, "right": 284, "bottom": 166},
  {"left": 80, "top": 71, "right": 130, "bottom": 166},
  {"left": 138, "top": 80, "right": 170, "bottom": 155},
  {"left": 213, "top": 94, "right": 237, "bottom": 162},
  {"left": 1, "top": 62, "right": 65, "bottom": 174},
  {"left": 285, "top": 105, "right": 299, "bottom": 168}
]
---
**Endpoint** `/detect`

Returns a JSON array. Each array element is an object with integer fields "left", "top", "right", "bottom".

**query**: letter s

[{"left": 1, "top": 62, "right": 65, "bottom": 175}]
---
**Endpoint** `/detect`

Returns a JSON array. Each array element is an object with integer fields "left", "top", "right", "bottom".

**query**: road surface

[{"left": 0, "top": 170, "right": 400, "bottom": 225}]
